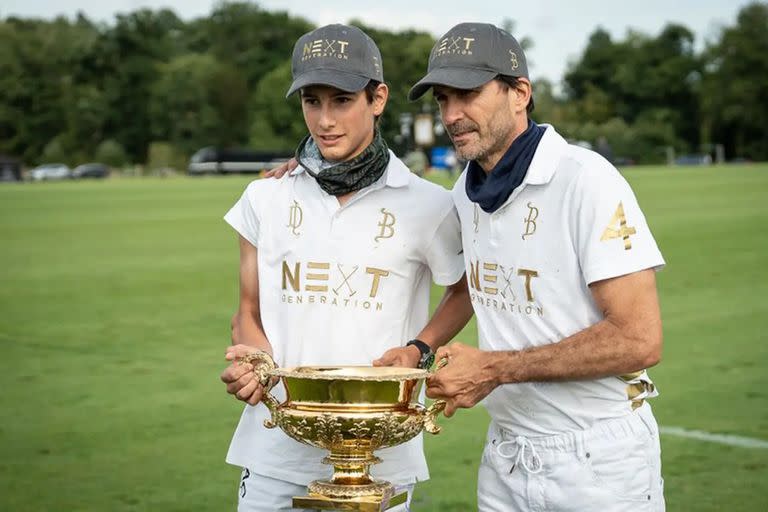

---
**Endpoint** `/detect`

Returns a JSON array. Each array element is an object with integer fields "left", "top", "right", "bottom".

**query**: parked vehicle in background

[
  {"left": 188, "top": 147, "right": 292, "bottom": 175},
  {"left": 613, "top": 157, "right": 636, "bottom": 167},
  {"left": 30, "top": 163, "right": 71, "bottom": 181},
  {"left": 73, "top": 163, "right": 109, "bottom": 179}
]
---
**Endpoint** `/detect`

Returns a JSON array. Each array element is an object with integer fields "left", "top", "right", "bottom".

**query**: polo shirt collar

[
  {"left": 487, "top": 124, "right": 567, "bottom": 214},
  {"left": 383, "top": 150, "right": 410, "bottom": 188},
  {"left": 521, "top": 124, "right": 567, "bottom": 186}
]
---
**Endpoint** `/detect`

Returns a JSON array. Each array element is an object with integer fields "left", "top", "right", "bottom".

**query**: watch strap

[
  {"left": 406, "top": 339, "right": 432, "bottom": 356},
  {"left": 406, "top": 339, "right": 435, "bottom": 369}
]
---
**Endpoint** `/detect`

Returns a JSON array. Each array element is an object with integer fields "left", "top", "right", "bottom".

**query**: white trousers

[
  {"left": 237, "top": 469, "right": 414, "bottom": 512},
  {"left": 478, "top": 403, "right": 665, "bottom": 512}
]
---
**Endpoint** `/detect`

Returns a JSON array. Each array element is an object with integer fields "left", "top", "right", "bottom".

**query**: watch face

[{"left": 421, "top": 352, "right": 436, "bottom": 370}]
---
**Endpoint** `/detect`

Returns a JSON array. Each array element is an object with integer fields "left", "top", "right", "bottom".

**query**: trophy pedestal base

[{"left": 293, "top": 491, "right": 407, "bottom": 511}]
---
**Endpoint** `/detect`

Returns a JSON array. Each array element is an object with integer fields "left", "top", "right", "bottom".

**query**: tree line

[{"left": 1, "top": 1, "right": 765, "bottom": 168}]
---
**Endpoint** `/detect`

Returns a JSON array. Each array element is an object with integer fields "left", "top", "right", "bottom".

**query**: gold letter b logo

[
  {"left": 375, "top": 208, "right": 396, "bottom": 242},
  {"left": 522, "top": 202, "right": 538, "bottom": 240}
]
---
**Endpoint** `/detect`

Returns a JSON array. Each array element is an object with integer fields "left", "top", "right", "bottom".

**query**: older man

[{"left": 411, "top": 22, "right": 666, "bottom": 512}]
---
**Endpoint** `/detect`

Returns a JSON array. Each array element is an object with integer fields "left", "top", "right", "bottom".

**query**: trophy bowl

[{"left": 243, "top": 350, "right": 447, "bottom": 511}]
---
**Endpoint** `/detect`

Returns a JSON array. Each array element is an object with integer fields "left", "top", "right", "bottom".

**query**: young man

[
  {"left": 410, "top": 23, "right": 666, "bottom": 511},
  {"left": 220, "top": 24, "right": 472, "bottom": 511}
]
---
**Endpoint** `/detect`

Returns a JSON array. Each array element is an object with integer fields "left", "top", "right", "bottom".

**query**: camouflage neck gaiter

[{"left": 295, "top": 129, "right": 390, "bottom": 196}]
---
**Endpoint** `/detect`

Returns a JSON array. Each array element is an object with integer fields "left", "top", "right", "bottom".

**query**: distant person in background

[
  {"left": 402, "top": 148, "right": 429, "bottom": 176},
  {"left": 219, "top": 23, "right": 472, "bottom": 512},
  {"left": 596, "top": 136, "right": 614, "bottom": 164},
  {"left": 409, "top": 22, "right": 666, "bottom": 511}
]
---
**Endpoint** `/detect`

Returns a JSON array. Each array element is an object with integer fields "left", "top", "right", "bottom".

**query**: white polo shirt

[
  {"left": 453, "top": 126, "right": 665, "bottom": 437},
  {"left": 223, "top": 150, "right": 465, "bottom": 486}
]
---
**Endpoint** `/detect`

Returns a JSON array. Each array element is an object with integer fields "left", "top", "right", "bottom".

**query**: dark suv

[{"left": 73, "top": 163, "right": 109, "bottom": 178}]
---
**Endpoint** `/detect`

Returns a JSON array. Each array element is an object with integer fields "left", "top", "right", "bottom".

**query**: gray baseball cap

[
  {"left": 408, "top": 23, "right": 529, "bottom": 101},
  {"left": 286, "top": 24, "right": 384, "bottom": 98}
]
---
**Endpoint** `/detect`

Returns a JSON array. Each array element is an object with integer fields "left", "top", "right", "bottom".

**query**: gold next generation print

[
  {"left": 467, "top": 260, "right": 543, "bottom": 317},
  {"left": 281, "top": 261, "right": 391, "bottom": 312}
]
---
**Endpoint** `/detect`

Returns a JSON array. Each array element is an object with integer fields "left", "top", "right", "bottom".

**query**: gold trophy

[{"left": 242, "top": 350, "right": 447, "bottom": 512}]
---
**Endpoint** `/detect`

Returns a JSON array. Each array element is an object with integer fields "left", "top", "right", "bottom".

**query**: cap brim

[
  {"left": 408, "top": 67, "right": 498, "bottom": 101},
  {"left": 286, "top": 69, "right": 371, "bottom": 98}
]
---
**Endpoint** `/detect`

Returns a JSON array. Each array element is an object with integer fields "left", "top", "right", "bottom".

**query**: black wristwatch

[{"left": 406, "top": 339, "right": 435, "bottom": 370}]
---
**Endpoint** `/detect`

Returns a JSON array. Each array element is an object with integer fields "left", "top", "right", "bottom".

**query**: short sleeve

[
  {"left": 572, "top": 164, "right": 665, "bottom": 285},
  {"left": 423, "top": 205, "right": 466, "bottom": 286},
  {"left": 224, "top": 181, "right": 260, "bottom": 247}
]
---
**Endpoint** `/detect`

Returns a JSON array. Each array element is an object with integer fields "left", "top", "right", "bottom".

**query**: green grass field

[{"left": 1, "top": 165, "right": 767, "bottom": 511}]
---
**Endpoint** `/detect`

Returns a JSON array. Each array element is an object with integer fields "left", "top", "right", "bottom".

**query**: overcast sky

[{"left": 1, "top": 0, "right": 752, "bottom": 84}]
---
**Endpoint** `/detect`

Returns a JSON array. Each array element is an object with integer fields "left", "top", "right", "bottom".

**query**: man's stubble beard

[{"left": 450, "top": 114, "right": 514, "bottom": 168}]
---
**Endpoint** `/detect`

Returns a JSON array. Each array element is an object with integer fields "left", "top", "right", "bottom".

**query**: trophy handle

[
  {"left": 422, "top": 354, "right": 450, "bottom": 434},
  {"left": 238, "top": 350, "right": 281, "bottom": 429},
  {"left": 423, "top": 400, "right": 447, "bottom": 434}
]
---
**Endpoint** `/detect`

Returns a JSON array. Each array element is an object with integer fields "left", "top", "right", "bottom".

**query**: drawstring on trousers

[{"left": 496, "top": 435, "right": 543, "bottom": 474}]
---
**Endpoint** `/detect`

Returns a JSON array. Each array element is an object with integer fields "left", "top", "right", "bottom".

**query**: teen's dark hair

[
  {"left": 364, "top": 80, "right": 382, "bottom": 103},
  {"left": 299, "top": 81, "right": 382, "bottom": 102},
  {"left": 300, "top": 81, "right": 384, "bottom": 122},
  {"left": 365, "top": 80, "right": 384, "bottom": 122},
  {"left": 495, "top": 75, "right": 534, "bottom": 113}
]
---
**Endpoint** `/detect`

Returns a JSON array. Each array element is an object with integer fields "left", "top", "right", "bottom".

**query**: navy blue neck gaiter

[{"left": 465, "top": 120, "right": 546, "bottom": 213}]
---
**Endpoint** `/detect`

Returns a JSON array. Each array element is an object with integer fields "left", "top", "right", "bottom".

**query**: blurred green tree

[
  {"left": 564, "top": 24, "right": 700, "bottom": 155},
  {"left": 0, "top": 15, "right": 101, "bottom": 163},
  {"left": 94, "top": 9, "right": 186, "bottom": 163},
  {"left": 187, "top": 1, "right": 312, "bottom": 89},
  {"left": 150, "top": 53, "right": 248, "bottom": 156},
  {"left": 248, "top": 62, "right": 306, "bottom": 152},
  {"left": 701, "top": 2, "right": 768, "bottom": 160},
  {"left": 95, "top": 139, "right": 128, "bottom": 168},
  {"left": 350, "top": 21, "right": 435, "bottom": 151}
]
